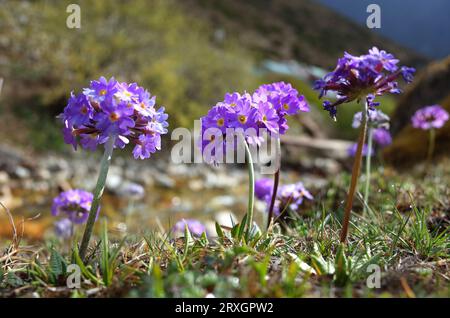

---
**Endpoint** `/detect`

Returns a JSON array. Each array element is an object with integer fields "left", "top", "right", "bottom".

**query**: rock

[
  {"left": 204, "top": 171, "right": 239, "bottom": 189},
  {"left": 314, "top": 158, "right": 341, "bottom": 175},
  {"left": 170, "top": 196, "right": 193, "bottom": 212},
  {"left": 210, "top": 195, "right": 236, "bottom": 209},
  {"left": 214, "top": 211, "right": 237, "bottom": 228},
  {"left": 0, "top": 171, "right": 9, "bottom": 184},
  {"left": 387, "top": 56, "right": 450, "bottom": 165},
  {"left": 154, "top": 172, "right": 175, "bottom": 188},
  {"left": 35, "top": 168, "right": 51, "bottom": 181},
  {"left": 188, "top": 179, "right": 203, "bottom": 191},
  {"left": 124, "top": 166, "right": 155, "bottom": 187},
  {"left": 13, "top": 166, "right": 30, "bottom": 179},
  {"left": 106, "top": 166, "right": 123, "bottom": 192},
  {"left": 204, "top": 221, "right": 217, "bottom": 238}
]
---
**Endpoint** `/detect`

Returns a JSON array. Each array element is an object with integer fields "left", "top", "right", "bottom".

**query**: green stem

[
  {"left": 363, "top": 127, "right": 373, "bottom": 215},
  {"left": 241, "top": 135, "right": 255, "bottom": 236},
  {"left": 340, "top": 101, "right": 368, "bottom": 244},
  {"left": 79, "top": 136, "right": 116, "bottom": 261},
  {"left": 267, "top": 138, "right": 281, "bottom": 229}
]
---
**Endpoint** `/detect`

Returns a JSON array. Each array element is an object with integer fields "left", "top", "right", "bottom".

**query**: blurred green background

[{"left": 0, "top": 0, "right": 424, "bottom": 151}]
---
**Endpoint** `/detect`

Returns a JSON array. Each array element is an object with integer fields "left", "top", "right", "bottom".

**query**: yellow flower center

[
  {"left": 100, "top": 89, "right": 107, "bottom": 96},
  {"left": 217, "top": 118, "right": 225, "bottom": 127},
  {"left": 109, "top": 112, "right": 119, "bottom": 122},
  {"left": 283, "top": 104, "right": 289, "bottom": 110},
  {"left": 238, "top": 115, "right": 247, "bottom": 124},
  {"left": 262, "top": 115, "right": 267, "bottom": 122}
]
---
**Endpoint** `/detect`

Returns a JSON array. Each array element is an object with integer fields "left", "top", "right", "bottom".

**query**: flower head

[
  {"left": 352, "top": 109, "right": 390, "bottom": 129},
  {"left": 411, "top": 105, "right": 449, "bottom": 130},
  {"left": 347, "top": 143, "right": 374, "bottom": 157},
  {"left": 372, "top": 128, "right": 392, "bottom": 147},
  {"left": 255, "top": 178, "right": 273, "bottom": 200},
  {"left": 200, "top": 82, "right": 309, "bottom": 164},
  {"left": 54, "top": 218, "right": 73, "bottom": 239},
  {"left": 172, "top": 219, "right": 206, "bottom": 237},
  {"left": 51, "top": 189, "right": 97, "bottom": 224},
  {"left": 265, "top": 182, "right": 313, "bottom": 216},
  {"left": 59, "top": 77, "right": 168, "bottom": 159},
  {"left": 314, "top": 47, "right": 415, "bottom": 119}
]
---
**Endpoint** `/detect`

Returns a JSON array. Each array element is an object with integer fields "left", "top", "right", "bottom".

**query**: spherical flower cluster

[
  {"left": 411, "top": 105, "right": 449, "bottom": 130},
  {"left": 255, "top": 179, "right": 313, "bottom": 216},
  {"left": 54, "top": 218, "right": 73, "bottom": 239},
  {"left": 200, "top": 82, "right": 309, "bottom": 163},
  {"left": 255, "top": 178, "right": 273, "bottom": 201},
  {"left": 352, "top": 109, "right": 392, "bottom": 148},
  {"left": 372, "top": 128, "right": 392, "bottom": 147},
  {"left": 352, "top": 109, "right": 390, "bottom": 130},
  {"left": 314, "top": 47, "right": 415, "bottom": 119},
  {"left": 51, "top": 189, "right": 95, "bottom": 224},
  {"left": 59, "top": 77, "right": 168, "bottom": 159},
  {"left": 347, "top": 143, "right": 374, "bottom": 157},
  {"left": 172, "top": 219, "right": 206, "bottom": 237}
]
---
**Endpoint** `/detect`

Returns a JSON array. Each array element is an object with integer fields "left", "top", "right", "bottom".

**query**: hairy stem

[
  {"left": 241, "top": 135, "right": 255, "bottom": 236},
  {"left": 363, "top": 127, "right": 373, "bottom": 215},
  {"left": 79, "top": 136, "right": 115, "bottom": 261},
  {"left": 340, "top": 102, "right": 368, "bottom": 244},
  {"left": 267, "top": 138, "right": 281, "bottom": 229}
]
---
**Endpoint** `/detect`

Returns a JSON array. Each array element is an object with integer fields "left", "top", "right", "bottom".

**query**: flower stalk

[
  {"left": 363, "top": 127, "right": 373, "bottom": 214},
  {"left": 241, "top": 135, "right": 255, "bottom": 236},
  {"left": 267, "top": 137, "right": 281, "bottom": 229},
  {"left": 340, "top": 101, "right": 368, "bottom": 244},
  {"left": 79, "top": 135, "right": 116, "bottom": 261}
]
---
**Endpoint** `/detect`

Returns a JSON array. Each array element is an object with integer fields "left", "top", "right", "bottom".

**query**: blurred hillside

[
  {"left": 0, "top": 0, "right": 428, "bottom": 151},
  {"left": 183, "top": 0, "right": 428, "bottom": 69},
  {"left": 0, "top": 0, "right": 258, "bottom": 149},
  {"left": 385, "top": 56, "right": 450, "bottom": 165}
]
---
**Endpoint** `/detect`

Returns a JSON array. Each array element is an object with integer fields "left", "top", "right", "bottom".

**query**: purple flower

[
  {"left": 229, "top": 96, "right": 258, "bottom": 130},
  {"left": 411, "top": 105, "right": 449, "bottom": 130},
  {"left": 59, "top": 77, "right": 168, "bottom": 159},
  {"left": 372, "top": 128, "right": 392, "bottom": 147},
  {"left": 255, "top": 178, "right": 273, "bottom": 200},
  {"left": 54, "top": 218, "right": 73, "bottom": 239},
  {"left": 172, "top": 219, "right": 206, "bottom": 237},
  {"left": 132, "top": 133, "right": 161, "bottom": 160},
  {"left": 352, "top": 109, "right": 390, "bottom": 129},
  {"left": 199, "top": 82, "right": 309, "bottom": 164},
  {"left": 347, "top": 143, "right": 374, "bottom": 157},
  {"left": 51, "top": 189, "right": 97, "bottom": 224},
  {"left": 314, "top": 47, "right": 415, "bottom": 119},
  {"left": 266, "top": 182, "right": 313, "bottom": 216}
]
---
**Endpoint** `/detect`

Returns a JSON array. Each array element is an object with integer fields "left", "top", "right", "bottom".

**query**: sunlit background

[{"left": 0, "top": 0, "right": 449, "bottom": 242}]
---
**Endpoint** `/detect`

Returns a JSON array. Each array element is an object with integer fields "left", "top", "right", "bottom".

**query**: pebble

[
  {"left": 14, "top": 166, "right": 30, "bottom": 179},
  {"left": 214, "top": 210, "right": 237, "bottom": 228}
]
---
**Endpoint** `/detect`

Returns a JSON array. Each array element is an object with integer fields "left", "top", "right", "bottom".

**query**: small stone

[
  {"left": 0, "top": 171, "right": 9, "bottom": 184},
  {"left": 14, "top": 166, "right": 30, "bottom": 179},
  {"left": 154, "top": 173, "right": 175, "bottom": 188},
  {"left": 210, "top": 195, "right": 236, "bottom": 209},
  {"left": 215, "top": 211, "right": 237, "bottom": 228},
  {"left": 188, "top": 179, "right": 203, "bottom": 191}
]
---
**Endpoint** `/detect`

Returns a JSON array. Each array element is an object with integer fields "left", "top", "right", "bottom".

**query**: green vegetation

[
  {"left": 1, "top": 159, "right": 448, "bottom": 297},
  {"left": 0, "top": 0, "right": 258, "bottom": 141}
]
